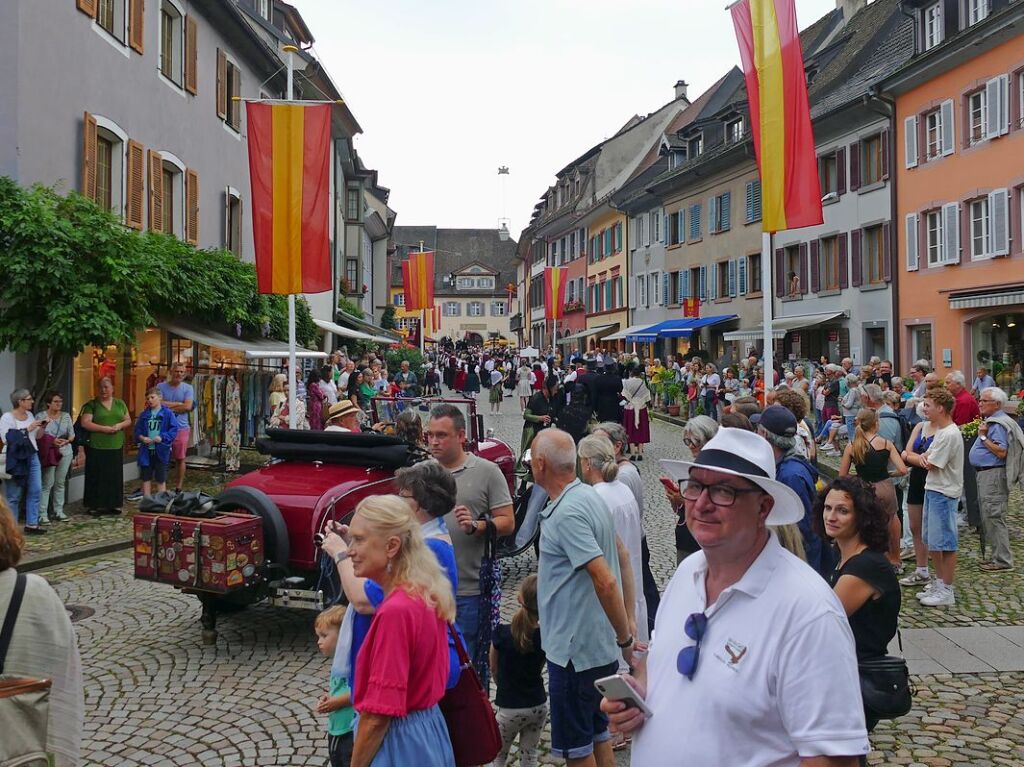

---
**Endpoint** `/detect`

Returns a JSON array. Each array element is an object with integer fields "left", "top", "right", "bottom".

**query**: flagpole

[
  {"left": 761, "top": 231, "right": 774, "bottom": 393},
  {"left": 285, "top": 44, "right": 298, "bottom": 429}
]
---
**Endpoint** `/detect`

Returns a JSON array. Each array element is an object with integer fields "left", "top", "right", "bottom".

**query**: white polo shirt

[{"left": 630, "top": 532, "right": 869, "bottom": 767}]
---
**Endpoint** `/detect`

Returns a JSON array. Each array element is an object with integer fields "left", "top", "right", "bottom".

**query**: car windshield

[{"left": 370, "top": 397, "right": 477, "bottom": 442}]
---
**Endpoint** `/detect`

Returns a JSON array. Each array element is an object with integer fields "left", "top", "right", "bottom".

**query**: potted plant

[
  {"left": 1016, "top": 398, "right": 1024, "bottom": 430},
  {"left": 666, "top": 382, "right": 682, "bottom": 417}
]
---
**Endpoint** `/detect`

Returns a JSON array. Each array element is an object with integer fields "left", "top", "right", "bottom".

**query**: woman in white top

[
  {"left": 700, "top": 363, "right": 722, "bottom": 422},
  {"left": 1, "top": 388, "right": 47, "bottom": 533},
  {"left": 515, "top": 363, "right": 533, "bottom": 410},
  {"left": 620, "top": 366, "right": 652, "bottom": 461},
  {"left": 578, "top": 434, "right": 647, "bottom": 642}
]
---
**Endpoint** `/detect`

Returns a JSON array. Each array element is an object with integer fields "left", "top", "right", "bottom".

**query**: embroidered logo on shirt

[{"left": 714, "top": 638, "right": 749, "bottom": 672}]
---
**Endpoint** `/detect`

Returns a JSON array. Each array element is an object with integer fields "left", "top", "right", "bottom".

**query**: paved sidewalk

[{"left": 897, "top": 627, "right": 1024, "bottom": 674}]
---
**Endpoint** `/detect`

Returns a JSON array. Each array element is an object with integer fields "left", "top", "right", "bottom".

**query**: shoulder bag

[
  {"left": 858, "top": 632, "right": 913, "bottom": 720},
  {"left": 0, "top": 573, "right": 53, "bottom": 767},
  {"left": 438, "top": 622, "right": 502, "bottom": 767}
]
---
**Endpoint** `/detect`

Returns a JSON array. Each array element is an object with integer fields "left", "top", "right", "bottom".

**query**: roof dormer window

[
  {"left": 688, "top": 134, "right": 703, "bottom": 159},
  {"left": 923, "top": 3, "right": 943, "bottom": 51},
  {"left": 726, "top": 118, "right": 744, "bottom": 144},
  {"left": 968, "top": 0, "right": 989, "bottom": 26}
]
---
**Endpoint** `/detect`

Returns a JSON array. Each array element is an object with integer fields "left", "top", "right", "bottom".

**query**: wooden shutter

[
  {"left": 775, "top": 247, "right": 785, "bottom": 297},
  {"left": 148, "top": 150, "right": 163, "bottom": 232},
  {"left": 216, "top": 48, "right": 227, "bottom": 120},
  {"left": 128, "top": 0, "right": 144, "bottom": 54},
  {"left": 881, "top": 129, "right": 891, "bottom": 181},
  {"left": 904, "top": 116, "right": 918, "bottom": 168},
  {"left": 839, "top": 233, "right": 851, "bottom": 289},
  {"left": 77, "top": 0, "right": 97, "bottom": 18},
  {"left": 230, "top": 64, "right": 241, "bottom": 130},
  {"left": 905, "top": 213, "right": 919, "bottom": 271},
  {"left": 721, "top": 192, "right": 731, "bottom": 231},
  {"left": 836, "top": 147, "right": 846, "bottom": 195},
  {"left": 709, "top": 263, "right": 718, "bottom": 300},
  {"left": 738, "top": 255, "right": 747, "bottom": 295},
  {"left": 849, "top": 142, "right": 861, "bottom": 191},
  {"left": 942, "top": 202, "right": 960, "bottom": 264},
  {"left": 125, "top": 140, "right": 145, "bottom": 230},
  {"left": 728, "top": 259, "right": 737, "bottom": 297},
  {"left": 882, "top": 222, "right": 892, "bottom": 282},
  {"left": 798, "top": 243, "right": 808, "bottom": 294},
  {"left": 81, "top": 111, "right": 97, "bottom": 201},
  {"left": 185, "top": 16, "right": 198, "bottom": 95},
  {"left": 185, "top": 168, "right": 199, "bottom": 245},
  {"left": 989, "top": 189, "right": 1009, "bottom": 256},
  {"left": 709, "top": 196, "right": 718, "bottom": 234},
  {"left": 940, "top": 99, "right": 955, "bottom": 156},
  {"left": 850, "top": 230, "right": 862, "bottom": 287},
  {"left": 809, "top": 242, "right": 819, "bottom": 293}
]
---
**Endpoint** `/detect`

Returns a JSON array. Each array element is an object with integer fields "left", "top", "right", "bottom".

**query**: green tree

[{"left": 380, "top": 305, "right": 397, "bottom": 330}]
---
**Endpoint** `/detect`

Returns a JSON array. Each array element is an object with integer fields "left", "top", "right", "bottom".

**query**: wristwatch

[
  {"left": 979, "top": 435, "right": 988, "bottom": 443},
  {"left": 616, "top": 634, "right": 634, "bottom": 649},
  {"left": 333, "top": 550, "right": 350, "bottom": 564}
]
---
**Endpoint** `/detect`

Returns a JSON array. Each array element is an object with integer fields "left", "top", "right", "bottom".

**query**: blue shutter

[
  {"left": 677, "top": 209, "right": 685, "bottom": 243},
  {"left": 709, "top": 196, "right": 718, "bottom": 234},
  {"left": 676, "top": 271, "right": 685, "bottom": 303},
  {"left": 738, "top": 256, "right": 747, "bottom": 295},
  {"left": 728, "top": 259, "right": 737, "bottom": 297},
  {"left": 753, "top": 181, "right": 762, "bottom": 221},
  {"left": 663, "top": 210, "right": 669, "bottom": 243},
  {"left": 689, "top": 205, "right": 699, "bottom": 239},
  {"left": 745, "top": 182, "right": 755, "bottom": 223},
  {"left": 663, "top": 272, "right": 670, "bottom": 305},
  {"left": 682, "top": 269, "right": 691, "bottom": 299},
  {"left": 721, "top": 192, "right": 731, "bottom": 230},
  {"left": 698, "top": 265, "right": 707, "bottom": 299},
  {"left": 709, "top": 262, "right": 718, "bottom": 299}
]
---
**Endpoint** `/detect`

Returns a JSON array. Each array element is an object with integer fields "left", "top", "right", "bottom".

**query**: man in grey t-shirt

[{"left": 427, "top": 403, "right": 513, "bottom": 685}]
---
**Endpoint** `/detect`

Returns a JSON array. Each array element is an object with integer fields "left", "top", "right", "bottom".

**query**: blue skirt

[{"left": 361, "top": 706, "right": 455, "bottom": 767}]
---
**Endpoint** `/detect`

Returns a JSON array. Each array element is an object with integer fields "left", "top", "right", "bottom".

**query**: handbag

[
  {"left": 858, "top": 652, "right": 913, "bottom": 720},
  {"left": 0, "top": 573, "right": 53, "bottom": 767},
  {"left": 438, "top": 623, "right": 502, "bottom": 767},
  {"left": 37, "top": 433, "right": 62, "bottom": 469}
]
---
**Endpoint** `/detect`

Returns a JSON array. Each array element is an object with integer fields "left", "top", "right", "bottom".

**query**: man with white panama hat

[{"left": 603, "top": 427, "right": 869, "bottom": 767}]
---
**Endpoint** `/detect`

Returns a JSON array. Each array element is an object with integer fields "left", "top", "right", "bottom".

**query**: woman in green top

[
  {"left": 80, "top": 376, "right": 132, "bottom": 515},
  {"left": 519, "top": 375, "right": 559, "bottom": 457},
  {"left": 358, "top": 368, "right": 377, "bottom": 412}
]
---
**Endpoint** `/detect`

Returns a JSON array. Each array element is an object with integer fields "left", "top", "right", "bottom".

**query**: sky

[{"left": 297, "top": 0, "right": 838, "bottom": 237}]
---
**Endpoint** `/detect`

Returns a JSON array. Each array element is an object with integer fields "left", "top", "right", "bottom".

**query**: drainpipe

[{"left": 864, "top": 88, "right": 901, "bottom": 370}]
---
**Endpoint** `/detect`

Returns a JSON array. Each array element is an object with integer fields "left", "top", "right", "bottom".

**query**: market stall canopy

[
  {"left": 633, "top": 315, "right": 738, "bottom": 341},
  {"left": 560, "top": 323, "right": 619, "bottom": 343},
  {"left": 604, "top": 324, "right": 657, "bottom": 342},
  {"left": 162, "top": 322, "right": 327, "bottom": 359},
  {"left": 313, "top": 318, "right": 393, "bottom": 345},
  {"left": 722, "top": 311, "right": 846, "bottom": 342}
]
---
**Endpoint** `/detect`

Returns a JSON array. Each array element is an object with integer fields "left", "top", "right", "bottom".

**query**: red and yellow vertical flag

[
  {"left": 544, "top": 267, "right": 568, "bottom": 321},
  {"left": 402, "top": 250, "right": 435, "bottom": 311},
  {"left": 246, "top": 102, "right": 332, "bottom": 294},
  {"left": 731, "top": 0, "right": 821, "bottom": 232},
  {"left": 432, "top": 304, "right": 442, "bottom": 334}
]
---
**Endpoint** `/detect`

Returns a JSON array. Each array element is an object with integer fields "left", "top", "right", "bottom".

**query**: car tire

[{"left": 213, "top": 486, "right": 290, "bottom": 566}]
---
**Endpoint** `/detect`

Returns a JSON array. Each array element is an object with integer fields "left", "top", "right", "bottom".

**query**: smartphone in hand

[
  {"left": 594, "top": 674, "right": 653, "bottom": 717},
  {"left": 659, "top": 477, "right": 678, "bottom": 492}
]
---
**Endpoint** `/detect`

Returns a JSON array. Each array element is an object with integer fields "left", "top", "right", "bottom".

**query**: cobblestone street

[{"left": 36, "top": 405, "right": 1024, "bottom": 766}]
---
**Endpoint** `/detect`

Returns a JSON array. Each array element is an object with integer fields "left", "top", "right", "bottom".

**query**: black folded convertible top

[{"left": 256, "top": 428, "right": 414, "bottom": 468}]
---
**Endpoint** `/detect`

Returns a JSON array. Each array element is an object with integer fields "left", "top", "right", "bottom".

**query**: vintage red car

[{"left": 133, "top": 398, "right": 531, "bottom": 642}]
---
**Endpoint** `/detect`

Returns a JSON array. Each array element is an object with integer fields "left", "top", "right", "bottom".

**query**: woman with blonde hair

[
  {"left": 321, "top": 494, "right": 455, "bottom": 766},
  {"left": 839, "top": 408, "right": 908, "bottom": 568}
]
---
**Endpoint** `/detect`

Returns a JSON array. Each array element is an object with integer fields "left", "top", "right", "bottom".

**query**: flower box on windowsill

[{"left": 564, "top": 301, "right": 585, "bottom": 313}]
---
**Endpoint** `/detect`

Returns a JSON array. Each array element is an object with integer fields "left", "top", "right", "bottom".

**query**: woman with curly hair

[{"left": 814, "top": 476, "right": 901, "bottom": 734}]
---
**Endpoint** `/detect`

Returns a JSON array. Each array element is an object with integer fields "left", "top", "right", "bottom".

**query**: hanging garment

[{"left": 224, "top": 376, "right": 242, "bottom": 471}]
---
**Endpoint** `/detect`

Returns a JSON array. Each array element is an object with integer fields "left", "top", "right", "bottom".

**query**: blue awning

[{"left": 630, "top": 315, "right": 738, "bottom": 340}]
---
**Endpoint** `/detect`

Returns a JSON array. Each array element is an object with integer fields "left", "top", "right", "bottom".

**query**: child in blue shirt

[
  {"left": 133, "top": 388, "right": 178, "bottom": 497},
  {"left": 315, "top": 606, "right": 354, "bottom": 767}
]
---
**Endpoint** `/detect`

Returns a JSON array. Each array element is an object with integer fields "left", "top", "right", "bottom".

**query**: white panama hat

[{"left": 660, "top": 427, "right": 806, "bottom": 525}]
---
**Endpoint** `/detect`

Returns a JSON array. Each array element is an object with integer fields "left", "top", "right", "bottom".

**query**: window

[
  {"left": 862, "top": 134, "right": 883, "bottom": 186},
  {"left": 161, "top": 165, "right": 178, "bottom": 236},
  {"left": 395, "top": 293, "right": 406, "bottom": 307},
  {"left": 726, "top": 118, "right": 744, "bottom": 144},
  {"left": 968, "top": 90, "right": 986, "bottom": 144},
  {"left": 217, "top": 50, "right": 242, "bottom": 131},
  {"left": 443, "top": 301, "right": 460, "bottom": 316},
  {"left": 97, "top": 0, "right": 118, "bottom": 37},
  {"left": 648, "top": 274, "right": 659, "bottom": 307},
  {"left": 784, "top": 245, "right": 801, "bottom": 296},
  {"left": 346, "top": 188, "right": 360, "bottom": 221},
  {"left": 925, "top": 110, "right": 942, "bottom": 158},
  {"left": 478, "top": 276, "right": 495, "bottom": 289},
  {"left": 820, "top": 237, "right": 839, "bottom": 290},
  {"left": 968, "top": 0, "right": 989, "bottom": 25},
  {"left": 688, "top": 134, "right": 703, "bottom": 159},
  {"left": 748, "top": 253, "right": 762, "bottom": 293},
  {"left": 709, "top": 192, "right": 731, "bottom": 233},
  {"left": 256, "top": 0, "right": 271, "bottom": 20},
  {"left": 716, "top": 261, "right": 729, "bottom": 297},
  {"left": 491, "top": 302, "right": 506, "bottom": 316},
  {"left": 745, "top": 180, "right": 762, "bottom": 223},
  {"left": 971, "top": 190, "right": 1010, "bottom": 258},
  {"left": 971, "top": 198, "right": 990, "bottom": 259},
  {"left": 159, "top": 1, "right": 184, "bottom": 86},
  {"left": 346, "top": 259, "right": 359, "bottom": 289},
  {"left": 863, "top": 225, "right": 884, "bottom": 284},
  {"left": 1020, "top": 73, "right": 1024, "bottom": 129},
  {"left": 652, "top": 210, "right": 661, "bottom": 243},
  {"left": 468, "top": 302, "right": 484, "bottom": 317},
  {"left": 819, "top": 153, "right": 838, "bottom": 195},
  {"left": 923, "top": 3, "right": 943, "bottom": 50},
  {"left": 96, "top": 135, "right": 114, "bottom": 213},
  {"left": 911, "top": 325, "right": 933, "bottom": 366},
  {"left": 926, "top": 210, "right": 943, "bottom": 266},
  {"left": 669, "top": 150, "right": 686, "bottom": 169},
  {"left": 225, "top": 189, "right": 242, "bottom": 256}
]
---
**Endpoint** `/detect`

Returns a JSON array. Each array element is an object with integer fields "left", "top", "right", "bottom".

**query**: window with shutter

[
  {"left": 721, "top": 191, "right": 731, "bottom": 231},
  {"left": 148, "top": 150, "right": 164, "bottom": 232},
  {"left": 940, "top": 100, "right": 955, "bottom": 156},
  {"left": 185, "top": 169, "right": 199, "bottom": 245},
  {"left": 708, "top": 263, "right": 717, "bottom": 300},
  {"left": 216, "top": 49, "right": 227, "bottom": 120},
  {"left": 906, "top": 213, "right": 919, "bottom": 271},
  {"left": 690, "top": 204, "right": 701, "bottom": 240},
  {"left": 839, "top": 233, "right": 850, "bottom": 289},
  {"left": 78, "top": 0, "right": 98, "bottom": 17},
  {"left": 738, "top": 256, "right": 747, "bottom": 295},
  {"left": 229, "top": 62, "right": 241, "bottom": 130},
  {"left": 905, "top": 116, "right": 918, "bottom": 168},
  {"left": 677, "top": 209, "right": 686, "bottom": 243},
  {"left": 81, "top": 111, "right": 98, "bottom": 201},
  {"left": 989, "top": 188, "right": 1009, "bottom": 256},
  {"left": 985, "top": 75, "right": 1009, "bottom": 138},
  {"left": 728, "top": 259, "right": 737, "bottom": 297},
  {"left": 663, "top": 273, "right": 670, "bottom": 305},
  {"left": 682, "top": 269, "right": 691, "bottom": 300},
  {"left": 708, "top": 196, "right": 718, "bottom": 234},
  {"left": 185, "top": 16, "right": 198, "bottom": 94},
  {"left": 129, "top": 0, "right": 144, "bottom": 53},
  {"left": 745, "top": 181, "right": 754, "bottom": 223},
  {"left": 698, "top": 265, "right": 707, "bottom": 299},
  {"left": 942, "top": 202, "right": 960, "bottom": 264},
  {"left": 125, "top": 139, "right": 144, "bottom": 230}
]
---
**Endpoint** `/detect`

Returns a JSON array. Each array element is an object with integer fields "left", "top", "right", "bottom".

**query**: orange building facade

[{"left": 887, "top": 10, "right": 1024, "bottom": 391}]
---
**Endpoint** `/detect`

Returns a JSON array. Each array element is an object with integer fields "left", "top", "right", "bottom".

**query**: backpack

[{"left": 879, "top": 410, "right": 911, "bottom": 451}]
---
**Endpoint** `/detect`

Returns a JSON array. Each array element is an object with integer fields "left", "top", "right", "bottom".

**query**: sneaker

[
  {"left": 899, "top": 570, "right": 930, "bottom": 586},
  {"left": 979, "top": 562, "right": 1013, "bottom": 573},
  {"left": 900, "top": 546, "right": 915, "bottom": 562},
  {"left": 915, "top": 580, "right": 940, "bottom": 600},
  {"left": 920, "top": 586, "right": 955, "bottom": 607},
  {"left": 23, "top": 526, "right": 46, "bottom": 535},
  {"left": 126, "top": 489, "right": 144, "bottom": 502}
]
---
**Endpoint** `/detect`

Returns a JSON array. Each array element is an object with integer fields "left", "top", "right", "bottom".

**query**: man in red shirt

[{"left": 947, "top": 371, "right": 980, "bottom": 425}]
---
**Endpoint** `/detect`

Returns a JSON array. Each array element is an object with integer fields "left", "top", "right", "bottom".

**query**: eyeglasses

[
  {"left": 683, "top": 437, "right": 701, "bottom": 451},
  {"left": 677, "top": 612, "right": 708, "bottom": 680},
  {"left": 681, "top": 479, "right": 764, "bottom": 507}
]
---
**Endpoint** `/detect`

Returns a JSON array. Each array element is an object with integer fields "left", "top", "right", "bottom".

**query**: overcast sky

[{"left": 297, "top": 0, "right": 838, "bottom": 238}]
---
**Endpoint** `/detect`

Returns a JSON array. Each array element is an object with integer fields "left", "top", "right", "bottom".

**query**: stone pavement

[{"left": 27, "top": 402, "right": 1024, "bottom": 765}]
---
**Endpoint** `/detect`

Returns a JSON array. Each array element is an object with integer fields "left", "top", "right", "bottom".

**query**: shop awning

[
  {"left": 335, "top": 310, "right": 401, "bottom": 343},
  {"left": 948, "top": 288, "right": 1024, "bottom": 310},
  {"left": 721, "top": 311, "right": 845, "bottom": 343},
  {"left": 313, "top": 318, "right": 393, "bottom": 345},
  {"left": 560, "top": 323, "right": 619, "bottom": 343},
  {"left": 162, "top": 322, "right": 327, "bottom": 359},
  {"left": 604, "top": 324, "right": 656, "bottom": 341},
  {"left": 634, "top": 315, "right": 739, "bottom": 340}
]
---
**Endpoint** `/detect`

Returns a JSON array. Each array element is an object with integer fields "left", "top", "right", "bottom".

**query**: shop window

[
  {"left": 971, "top": 317, "right": 1023, "bottom": 394},
  {"left": 909, "top": 324, "right": 932, "bottom": 367}
]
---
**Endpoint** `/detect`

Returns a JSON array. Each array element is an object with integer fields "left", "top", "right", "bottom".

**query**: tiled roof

[{"left": 391, "top": 227, "right": 519, "bottom": 295}]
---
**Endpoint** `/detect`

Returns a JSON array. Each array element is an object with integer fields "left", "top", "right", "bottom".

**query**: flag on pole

[
  {"left": 730, "top": 0, "right": 822, "bottom": 233},
  {"left": 246, "top": 102, "right": 332, "bottom": 294},
  {"left": 505, "top": 282, "right": 517, "bottom": 313},
  {"left": 432, "top": 304, "right": 442, "bottom": 334},
  {"left": 402, "top": 251, "right": 435, "bottom": 311},
  {"left": 543, "top": 267, "right": 568, "bottom": 321}
]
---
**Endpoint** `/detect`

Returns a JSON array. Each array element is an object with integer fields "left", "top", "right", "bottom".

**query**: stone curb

[
  {"left": 650, "top": 411, "right": 688, "bottom": 428},
  {"left": 21, "top": 537, "right": 133, "bottom": 573}
]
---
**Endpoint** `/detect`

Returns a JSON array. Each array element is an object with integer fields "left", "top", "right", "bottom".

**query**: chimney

[
  {"left": 836, "top": 0, "right": 867, "bottom": 23},
  {"left": 674, "top": 80, "right": 689, "bottom": 101}
]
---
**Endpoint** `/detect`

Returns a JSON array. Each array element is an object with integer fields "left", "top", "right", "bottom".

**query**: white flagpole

[
  {"left": 761, "top": 231, "right": 774, "bottom": 392},
  {"left": 285, "top": 45, "right": 298, "bottom": 429},
  {"left": 419, "top": 241, "right": 426, "bottom": 356}
]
